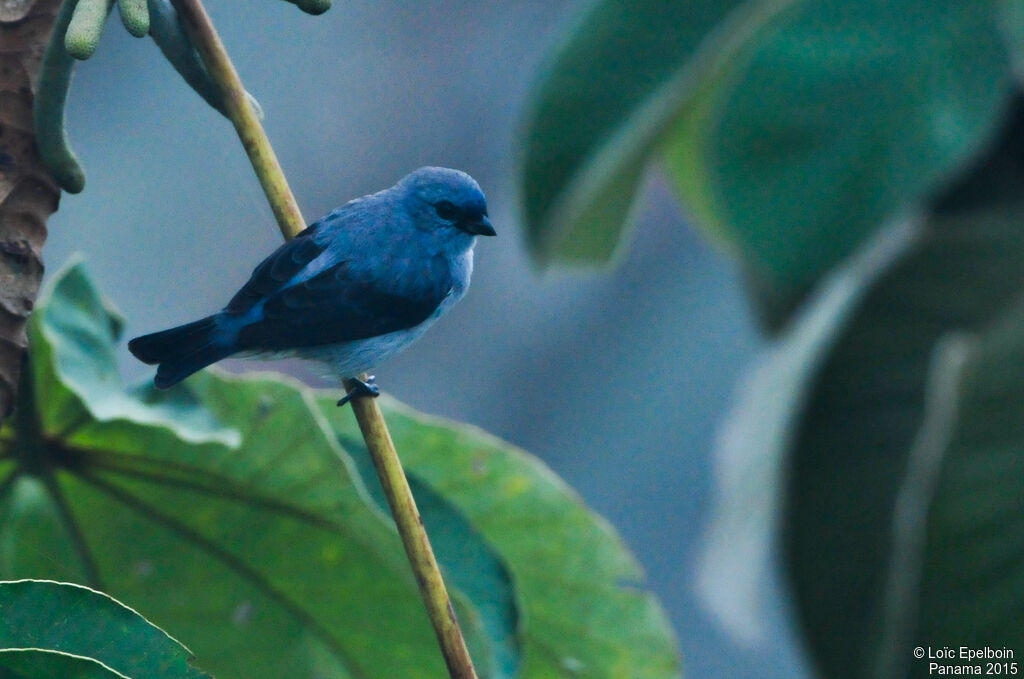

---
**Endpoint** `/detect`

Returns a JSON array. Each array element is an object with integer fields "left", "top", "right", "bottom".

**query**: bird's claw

[{"left": 336, "top": 376, "right": 380, "bottom": 407}]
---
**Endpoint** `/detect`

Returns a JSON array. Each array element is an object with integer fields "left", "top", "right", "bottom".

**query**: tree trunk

[{"left": 0, "top": 0, "right": 62, "bottom": 421}]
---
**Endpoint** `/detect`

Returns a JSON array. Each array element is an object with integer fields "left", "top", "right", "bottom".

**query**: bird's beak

[{"left": 461, "top": 215, "right": 496, "bottom": 237}]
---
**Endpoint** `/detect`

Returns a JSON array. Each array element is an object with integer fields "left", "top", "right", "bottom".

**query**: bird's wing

[
  {"left": 234, "top": 254, "right": 454, "bottom": 350},
  {"left": 225, "top": 222, "right": 327, "bottom": 313}
]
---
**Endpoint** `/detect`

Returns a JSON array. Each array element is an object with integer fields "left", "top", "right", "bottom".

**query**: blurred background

[{"left": 43, "top": 1, "right": 806, "bottom": 675}]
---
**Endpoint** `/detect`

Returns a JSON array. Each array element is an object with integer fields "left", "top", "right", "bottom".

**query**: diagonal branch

[{"left": 167, "top": 2, "right": 479, "bottom": 677}]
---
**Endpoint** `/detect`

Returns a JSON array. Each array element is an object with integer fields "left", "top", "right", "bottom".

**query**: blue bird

[{"left": 128, "top": 167, "right": 495, "bottom": 405}]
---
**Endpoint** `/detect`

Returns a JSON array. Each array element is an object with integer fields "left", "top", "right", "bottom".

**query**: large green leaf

[
  {"left": 701, "top": 102, "right": 1024, "bottom": 678},
  {"left": 0, "top": 649, "right": 128, "bottom": 679},
  {"left": 783, "top": 111, "right": 1024, "bottom": 679},
  {"left": 4, "top": 260, "right": 491, "bottom": 679},
  {"left": 322, "top": 400, "right": 681, "bottom": 679},
  {"left": 864, "top": 297, "right": 1024, "bottom": 677},
  {"left": 0, "top": 259, "right": 680, "bottom": 679},
  {"left": 0, "top": 579, "right": 206, "bottom": 679},
  {"left": 27, "top": 255, "right": 238, "bottom": 450},
  {"left": 707, "top": 0, "right": 1013, "bottom": 328},
  {"left": 999, "top": 0, "right": 1024, "bottom": 79},
  {"left": 518, "top": 0, "right": 760, "bottom": 266},
  {"left": 697, "top": 216, "right": 918, "bottom": 641},
  {"left": 333, "top": 431, "right": 519, "bottom": 679}
]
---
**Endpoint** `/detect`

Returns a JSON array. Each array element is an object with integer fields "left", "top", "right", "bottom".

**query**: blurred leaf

[
  {"left": 321, "top": 400, "right": 681, "bottom": 679},
  {"left": 697, "top": 216, "right": 918, "bottom": 642},
  {"left": 0, "top": 579, "right": 207, "bottom": 678},
  {"left": 701, "top": 101, "right": 1024, "bottom": 677},
  {"left": 1000, "top": 0, "right": 1024, "bottom": 80},
  {"left": 519, "top": 0, "right": 758, "bottom": 266},
  {"left": 781, "top": 108, "right": 1024, "bottom": 679},
  {"left": 899, "top": 304, "right": 1024, "bottom": 663},
  {"left": 523, "top": 0, "right": 1013, "bottom": 335},
  {"left": 701, "top": 103, "right": 1024, "bottom": 678},
  {"left": 706, "top": 0, "right": 1013, "bottom": 329},
  {"left": 1, "top": 259, "right": 680, "bottom": 679},
  {"left": 855, "top": 299, "right": 1024, "bottom": 677}
]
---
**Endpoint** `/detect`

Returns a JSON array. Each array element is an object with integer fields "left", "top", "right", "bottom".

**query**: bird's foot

[{"left": 337, "top": 375, "right": 380, "bottom": 408}]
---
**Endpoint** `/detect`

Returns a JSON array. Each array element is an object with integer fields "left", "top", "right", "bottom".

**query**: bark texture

[{"left": 0, "top": 0, "right": 61, "bottom": 420}]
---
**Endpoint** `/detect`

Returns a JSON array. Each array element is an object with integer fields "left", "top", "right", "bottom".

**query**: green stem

[
  {"left": 35, "top": 0, "right": 86, "bottom": 193},
  {"left": 148, "top": 0, "right": 263, "bottom": 121},
  {"left": 167, "top": 3, "right": 479, "bottom": 677},
  {"left": 170, "top": 0, "right": 303, "bottom": 239},
  {"left": 348, "top": 392, "right": 479, "bottom": 679},
  {"left": 65, "top": 0, "right": 114, "bottom": 60}
]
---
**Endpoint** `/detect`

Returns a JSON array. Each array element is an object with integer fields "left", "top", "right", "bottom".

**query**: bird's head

[{"left": 398, "top": 167, "right": 496, "bottom": 240}]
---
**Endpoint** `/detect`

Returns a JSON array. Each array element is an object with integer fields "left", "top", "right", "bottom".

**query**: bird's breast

[{"left": 298, "top": 323, "right": 433, "bottom": 379}]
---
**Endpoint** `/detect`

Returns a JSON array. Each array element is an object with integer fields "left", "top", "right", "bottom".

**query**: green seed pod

[
  {"left": 64, "top": 0, "right": 114, "bottom": 60},
  {"left": 117, "top": 0, "right": 149, "bottom": 37},
  {"left": 290, "top": 0, "right": 332, "bottom": 16},
  {"left": 38, "top": 0, "right": 87, "bottom": 192}
]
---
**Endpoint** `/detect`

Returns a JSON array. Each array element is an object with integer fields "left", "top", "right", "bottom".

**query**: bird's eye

[{"left": 434, "top": 201, "right": 459, "bottom": 221}]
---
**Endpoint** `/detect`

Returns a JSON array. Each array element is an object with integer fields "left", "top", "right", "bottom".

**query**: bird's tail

[{"left": 128, "top": 315, "right": 231, "bottom": 389}]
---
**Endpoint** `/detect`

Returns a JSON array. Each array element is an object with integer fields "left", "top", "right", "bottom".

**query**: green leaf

[
  {"left": 703, "top": 104, "right": 1024, "bottom": 678},
  {"left": 697, "top": 215, "right": 917, "bottom": 641},
  {"left": 0, "top": 477, "right": 90, "bottom": 584},
  {"left": 2, "top": 259, "right": 680, "bottom": 679},
  {"left": 785, "top": 121, "right": 1024, "bottom": 679},
  {"left": 0, "top": 649, "right": 129, "bottom": 679},
  {"left": 8, "top": 260, "right": 485, "bottom": 679},
  {"left": 28, "top": 255, "right": 239, "bottom": 450},
  {"left": 518, "top": 0, "right": 757, "bottom": 266},
  {"left": 857, "top": 299, "right": 1024, "bottom": 677},
  {"left": 320, "top": 400, "right": 681, "bottom": 679},
  {"left": 705, "top": 0, "right": 1013, "bottom": 328},
  {"left": 0, "top": 579, "right": 206, "bottom": 678},
  {"left": 522, "top": 0, "right": 1013, "bottom": 334},
  {"left": 999, "top": 0, "right": 1024, "bottom": 79},
  {"left": 333, "top": 431, "right": 518, "bottom": 679},
  {"left": 899, "top": 303, "right": 1024, "bottom": 661}
]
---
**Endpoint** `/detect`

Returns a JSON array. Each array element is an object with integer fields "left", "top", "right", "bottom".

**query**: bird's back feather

[
  {"left": 220, "top": 204, "right": 456, "bottom": 351},
  {"left": 225, "top": 222, "right": 327, "bottom": 313},
  {"left": 234, "top": 255, "right": 454, "bottom": 350}
]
